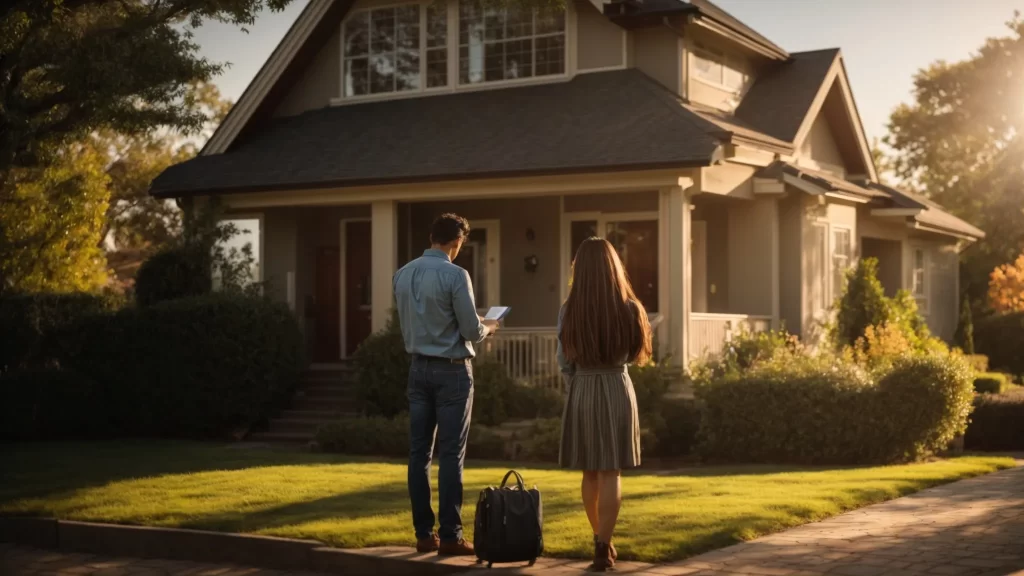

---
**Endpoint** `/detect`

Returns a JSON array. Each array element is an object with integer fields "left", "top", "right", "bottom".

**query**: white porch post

[
  {"left": 371, "top": 200, "right": 398, "bottom": 332},
  {"left": 769, "top": 199, "right": 781, "bottom": 330},
  {"left": 661, "top": 184, "right": 692, "bottom": 366}
]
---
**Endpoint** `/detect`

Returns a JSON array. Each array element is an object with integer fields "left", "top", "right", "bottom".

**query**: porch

[{"left": 231, "top": 175, "right": 779, "bottom": 383}]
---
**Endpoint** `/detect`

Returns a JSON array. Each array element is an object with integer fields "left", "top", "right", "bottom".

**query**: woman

[{"left": 557, "top": 237, "right": 652, "bottom": 572}]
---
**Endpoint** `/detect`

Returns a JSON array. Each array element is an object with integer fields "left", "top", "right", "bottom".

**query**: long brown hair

[{"left": 560, "top": 237, "right": 652, "bottom": 367}]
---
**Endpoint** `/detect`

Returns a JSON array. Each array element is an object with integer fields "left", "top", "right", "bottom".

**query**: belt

[{"left": 412, "top": 354, "right": 470, "bottom": 364}]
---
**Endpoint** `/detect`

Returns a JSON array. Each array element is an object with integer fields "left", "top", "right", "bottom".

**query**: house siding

[
  {"left": 779, "top": 194, "right": 802, "bottom": 335},
  {"left": 633, "top": 26, "right": 680, "bottom": 94},
  {"left": 274, "top": 28, "right": 341, "bottom": 118},
  {"left": 263, "top": 207, "right": 299, "bottom": 307},
  {"left": 727, "top": 197, "right": 775, "bottom": 316},
  {"left": 406, "top": 196, "right": 563, "bottom": 328},
  {"left": 576, "top": 0, "right": 625, "bottom": 71},
  {"left": 797, "top": 113, "right": 846, "bottom": 176},
  {"left": 683, "top": 27, "right": 751, "bottom": 113},
  {"left": 691, "top": 202, "right": 729, "bottom": 313}
]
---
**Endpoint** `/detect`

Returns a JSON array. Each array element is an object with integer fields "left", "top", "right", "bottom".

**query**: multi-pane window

[
  {"left": 692, "top": 44, "right": 746, "bottom": 92},
  {"left": 343, "top": 2, "right": 448, "bottom": 97},
  {"left": 912, "top": 247, "right": 928, "bottom": 310},
  {"left": 831, "top": 228, "right": 852, "bottom": 301},
  {"left": 459, "top": 0, "right": 566, "bottom": 85}
]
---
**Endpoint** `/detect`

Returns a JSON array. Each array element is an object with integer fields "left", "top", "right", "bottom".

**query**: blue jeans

[{"left": 407, "top": 358, "right": 474, "bottom": 543}]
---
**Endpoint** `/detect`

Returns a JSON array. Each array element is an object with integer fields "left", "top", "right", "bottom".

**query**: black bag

[{"left": 473, "top": 469, "right": 543, "bottom": 568}]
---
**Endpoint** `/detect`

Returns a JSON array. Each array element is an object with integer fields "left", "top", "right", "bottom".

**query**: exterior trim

[
  {"left": 339, "top": 216, "right": 372, "bottom": 358},
  {"left": 691, "top": 16, "right": 788, "bottom": 61}
]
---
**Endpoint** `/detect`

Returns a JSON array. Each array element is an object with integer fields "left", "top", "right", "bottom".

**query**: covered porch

[{"left": 228, "top": 170, "right": 779, "bottom": 384}]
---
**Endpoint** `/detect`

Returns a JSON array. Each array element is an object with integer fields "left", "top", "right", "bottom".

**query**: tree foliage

[
  {"left": 0, "top": 142, "right": 110, "bottom": 294},
  {"left": 883, "top": 13, "right": 1024, "bottom": 307},
  {"left": 988, "top": 254, "right": 1024, "bottom": 314},
  {"left": 0, "top": 0, "right": 291, "bottom": 182}
]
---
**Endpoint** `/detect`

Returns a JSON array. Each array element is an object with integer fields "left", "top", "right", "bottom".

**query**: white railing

[
  {"left": 690, "top": 313, "right": 773, "bottom": 359},
  {"left": 480, "top": 327, "right": 561, "bottom": 388}
]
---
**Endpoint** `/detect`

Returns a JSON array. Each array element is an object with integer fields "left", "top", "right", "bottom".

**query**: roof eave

[
  {"left": 691, "top": 15, "right": 789, "bottom": 61},
  {"left": 911, "top": 221, "right": 984, "bottom": 242},
  {"left": 150, "top": 158, "right": 716, "bottom": 199}
]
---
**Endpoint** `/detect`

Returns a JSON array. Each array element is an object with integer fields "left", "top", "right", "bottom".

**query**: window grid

[
  {"left": 831, "top": 228, "right": 852, "bottom": 302},
  {"left": 458, "top": 0, "right": 565, "bottom": 85},
  {"left": 692, "top": 43, "right": 746, "bottom": 94}
]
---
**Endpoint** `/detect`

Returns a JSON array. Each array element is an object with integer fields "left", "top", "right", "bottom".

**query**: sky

[{"left": 188, "top": 0, "right": 1024, "bottom": 143}]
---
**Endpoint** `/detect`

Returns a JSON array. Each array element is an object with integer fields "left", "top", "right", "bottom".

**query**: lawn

[{"left": 0, "top": 441, "right": 1014, "bottom": 563}]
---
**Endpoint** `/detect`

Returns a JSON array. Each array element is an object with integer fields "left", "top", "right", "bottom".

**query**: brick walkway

[{"left": 3, "top": 465, "right": 1023, "bottom": 576}]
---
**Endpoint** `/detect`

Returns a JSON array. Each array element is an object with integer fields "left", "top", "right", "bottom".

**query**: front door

[
  {"left": 344, "top": 221, "right": 372, "bottom": 356},
  {"left": 314, "top": 247, "right": 341, "bottom": 362}
]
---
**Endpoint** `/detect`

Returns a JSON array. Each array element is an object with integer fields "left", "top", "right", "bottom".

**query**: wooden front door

[
  {"left": 314, "top": 247, "right": 341, "bottom": 362},
  {"left": 345, "top": 221, "right": 372, "bottom": 356}
]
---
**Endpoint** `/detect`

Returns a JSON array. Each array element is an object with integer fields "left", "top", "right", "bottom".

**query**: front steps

[{"left": 249, "top": 365, "right": 359, "bottom": 443}]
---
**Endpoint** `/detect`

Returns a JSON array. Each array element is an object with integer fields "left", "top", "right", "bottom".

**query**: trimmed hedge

[
  {"left": 696, "top": 354, "right": 974, "bottom": 464},
  {"left": 0, "top": 292, "right": 122, "bottom": 373},
  {"left": 0, "top": 294, "right": 304, "bottom": 440},
  {"left": 134, "top": 245, "right": 212, "bottom": 307},
  {"left": 975, "top": 312, "right": 1024, "bottom": 376},
  {"left": 316, "top": 415, "right": 409, "bottom": 456},
  {"left": 964, "top": 389, "right": 1024, "bottom": 451},
  {"left": 974, "top": 373, "right": 1009, "bottom": 394},
  {"left": 965, "top": 354, "right": 989, "bottom": 374}
]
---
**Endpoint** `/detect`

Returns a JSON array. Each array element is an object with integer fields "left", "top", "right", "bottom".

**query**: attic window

[
  {"left": 458, "top": 0, "right": 566, "bottom": 85},
  {"left": 342, "top": 1, "right": 448, "bottom": 97},
  {"left": 692, "top": 43, "right": 746, "bottom": 93}
]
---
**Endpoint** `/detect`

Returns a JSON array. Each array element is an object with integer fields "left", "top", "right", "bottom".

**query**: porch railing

[
  {"left": 690, "top": 313, "right": 773, "bottom": 359},
  {"left": 480, "top": 327, "right": 561, "bottom": 388}
]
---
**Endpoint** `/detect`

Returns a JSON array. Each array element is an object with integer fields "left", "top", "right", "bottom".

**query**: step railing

[
  {"left": 689, "top": 313, "right": 773, "bottom": 360},
  {"left": 480, "top": 327, "right": 562, "bottom": 389}
]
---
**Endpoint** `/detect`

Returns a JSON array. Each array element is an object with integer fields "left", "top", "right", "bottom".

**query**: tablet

[{"left": 484, "top": 306, "right": 510, "bottom": 321}]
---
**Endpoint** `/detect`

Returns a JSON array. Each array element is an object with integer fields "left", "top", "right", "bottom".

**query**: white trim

[
  {"left": 340, "top": 216, "right": 372, "bottom": 359},
  {"left": 830, "top": 224, "right": 853, "bottom": 305},
  {"left": 204, "top": 0, "right": 334, "bottom": 155},
  {"left": 466, "top": 218, "right": 500, "bottom": 309},
  {"left": 823, "top": 191, "right": 870, "bottom": 204},
  {"left": 908, "top": 243, "right": 930, "bottom": 315},
  {"left": 332, "top": 0, "right": 575, "bottom": 106},
  {"left": 872, "top": 208, "right": 922, "bottom": 217},
  {"left": 576, "top": 64, "right": 626, "bottom": 74}
]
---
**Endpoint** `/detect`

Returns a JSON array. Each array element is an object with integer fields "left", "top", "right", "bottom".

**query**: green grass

[{"left": 0, "top": 441, "right": 1014, "bottom": 563}]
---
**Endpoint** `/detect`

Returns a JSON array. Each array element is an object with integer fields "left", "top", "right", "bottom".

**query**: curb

[{"left": 0, "top": 517, "right": 475, "bottom": 575}]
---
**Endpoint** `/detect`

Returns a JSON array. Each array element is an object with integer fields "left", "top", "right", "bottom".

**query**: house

[{"left": 152, "top": 0, "right": 983, "bottom": 381}]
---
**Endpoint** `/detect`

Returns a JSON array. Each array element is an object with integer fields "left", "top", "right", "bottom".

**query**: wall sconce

[{"left": 524, "top": 254, "right": 538, "bottom": 274}]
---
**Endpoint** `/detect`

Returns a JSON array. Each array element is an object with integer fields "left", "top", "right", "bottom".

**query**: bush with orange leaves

[{"left": 988, "top": 254, "right": 1024, "bottom": 314}]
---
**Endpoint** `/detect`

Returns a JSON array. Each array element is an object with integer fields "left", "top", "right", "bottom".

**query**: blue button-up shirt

[{"left": 393, "top": 249, "right": 487, "bottom": 359}]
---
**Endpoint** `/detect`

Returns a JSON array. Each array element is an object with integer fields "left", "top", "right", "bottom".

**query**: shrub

[
  {"left": 692, "top": 329, "right": 801, "bottom": 381},
  {"left": 695, "top": 354, "right": 973, "bottom": 465},
  {"left": 315, "top": 415, "right": 409, "bottom": 456},
  {"left": 469, "top": 424, "right": 508, "bottom": 459},
  {"left": 516, "top": 418, "right": 562, "bottom": 463},
  {"left": 973, "top": 373, "right": 1009, "bottom": 394},
  {"left": 975, "top": 312, "right": 1024, "bottom": 376},
  {"left": 352, "top": 309, "right": 410, "bottom": 418},
  {"left": 473, "top": 361, "right": 564, "bottom": 426},
  {"left": 0, "top": 369, "right": 108, "bottom": 440},
  {"left": 833, "top": 258, "right": 891, "bottom": 348},
  {"left": 0, "top": 292, "right": 122, "bottom": 373},
  {"left": 955, "top": 296, "right": 975, "bottom": 354},
  {"left": 641, "top": 399, "right": 700, "bottom": 458},
  {"left": 964, "top": 354, "right": 989, "bottom": 373},
  {"left": 134, "top": 245, "right": 212, "bottom": 307},
  {"left": 54, "top": 294, "right": 303, "bottom": 439},
  {"left": 988, "top": 254, "right": 1024, "bottom": 315},
  {"left": 964, "top": 388, "right": 1024, "bottom": 451}
]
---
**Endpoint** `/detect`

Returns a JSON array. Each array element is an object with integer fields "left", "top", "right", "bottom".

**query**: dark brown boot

[
  {"left": 594, "top": 535, "right": 616, "bottom": 565},
  {"left": 438, "top": 538, "right": 475, "bottom": 556},
  {"left": 589, "top": 541, "right": 613, "bottom": 572},
  {"left": 416, "top": 533, "right": 439, "bottom": 553}
]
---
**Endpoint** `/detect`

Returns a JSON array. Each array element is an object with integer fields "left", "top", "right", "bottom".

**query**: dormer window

[
  {"left": 341, "top": 0, "right": 567, "bottom": 101},
  {"left": 692, "top": 43, "right": 746, "bottom": 93},
  {"left": 458, "top": 0, "right": 566, "bottom": 85}
]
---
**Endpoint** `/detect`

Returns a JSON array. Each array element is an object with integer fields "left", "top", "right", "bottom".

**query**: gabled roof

[
  {"left": 866, "top": 182, "right": 985, "bottom": 240},
  {"left": 735, "top": 49, "right": 839, "bottom": 143},
  {"left": 759, "top": 161, "right": 887, "bottom": 201},
  {"left": 606, "top": 0, "right": 787, "bottom": 60},
  {"left": 152, "top": 70, "right": 723, "bottom": 197}
]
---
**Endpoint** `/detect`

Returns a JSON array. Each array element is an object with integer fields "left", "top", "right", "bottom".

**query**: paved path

[{"left": 4, "top": 466, "right": 1023, "bottom": 576}]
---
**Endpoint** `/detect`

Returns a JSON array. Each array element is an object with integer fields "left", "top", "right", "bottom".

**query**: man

[{"left": 393, "top": 213, "right": 499, "bottom": 556}]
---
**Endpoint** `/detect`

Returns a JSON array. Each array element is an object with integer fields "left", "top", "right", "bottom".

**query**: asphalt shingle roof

[
  {"left": 152, "top": 69, "right": 722, "bottom": 197},
  {"left": 867, "top": 182, "right": 985, "bottom": 239},
  {"left": 734, "top": 49, "right": 839, "bottom": 143}
]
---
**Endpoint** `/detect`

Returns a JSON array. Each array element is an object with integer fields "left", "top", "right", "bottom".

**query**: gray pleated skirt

[{"left": 558, "top": 366, "right": 642, "bottom": 471}]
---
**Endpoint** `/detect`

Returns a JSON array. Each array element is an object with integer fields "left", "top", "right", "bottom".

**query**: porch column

[
  {"left": 661, "top": 184, "right": 692, "bottom": 366},
  {"left": 769, "top": 200, "right": 781, "bottom": 330},
  {"left": 371, "top": 200, "right": 398, "bottom": 332}
]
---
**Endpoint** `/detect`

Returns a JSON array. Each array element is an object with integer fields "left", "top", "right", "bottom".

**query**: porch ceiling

[{"left": 151, "top": 70, "right": 721, "bottom": 199}]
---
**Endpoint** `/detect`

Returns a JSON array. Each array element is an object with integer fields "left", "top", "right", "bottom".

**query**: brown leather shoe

[
  {"left": 593, "top": 535, "right": 616, "bottom": 565},
  {"left": 437, "top": 538, "right": 475, "bottom": 556},
  {"left": 416, "top": 533, "right": 440, "bottom": 553}
]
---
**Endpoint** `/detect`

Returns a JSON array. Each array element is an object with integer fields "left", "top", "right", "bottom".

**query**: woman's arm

[{"left": 556, "top": 305, "right": 574, "bottom": 377}]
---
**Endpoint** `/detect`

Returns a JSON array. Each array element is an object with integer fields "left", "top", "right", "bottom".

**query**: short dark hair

[{"left": 430, "top": 213, "right": 470, "bottom": 245}]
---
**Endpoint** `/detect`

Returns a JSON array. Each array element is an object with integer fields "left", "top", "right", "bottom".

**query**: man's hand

[{"left": 482, "top": 319, "right": 500, "bottom": 335}]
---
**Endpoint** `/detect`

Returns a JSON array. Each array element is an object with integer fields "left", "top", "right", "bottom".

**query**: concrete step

[
  {"left": 280, "top": 408, "right": 347, "bottom": 419},
  {"left": 290, "top": 397, "right": 358, "bottom": 412},
  {"left": 298, "top": 386, "right": 357, "bottom": 399}
]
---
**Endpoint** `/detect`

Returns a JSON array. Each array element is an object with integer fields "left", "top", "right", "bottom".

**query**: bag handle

[{"left": 500, "top": 470, "right": 526, "bottom": 491}]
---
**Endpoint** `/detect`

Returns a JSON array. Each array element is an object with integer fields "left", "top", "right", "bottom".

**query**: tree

[
  {"left": 0, "top": 143, "right": 110, "bottom": 294},
  {"left": 988, "top": 254, "right": 1024, "bottom": 314},
  {"left": 882, "top": 13, "right": 1024, "bottom": 308},
  {"left": 0, "top": 0, "right": 291, "bottom": 182},
  {"left": 955, "top": 296, "right": 975, "bottom": 354}
]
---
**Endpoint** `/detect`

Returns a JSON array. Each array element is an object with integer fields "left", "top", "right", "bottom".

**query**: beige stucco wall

[
  {"left": 691, "top": 202, "right": 729, "bottom": 313},
  {"left": 274, "top": 28, "right": 341, "bottom": 118},
  {"left": 263, "top": 207, "right": 299, "bottom": 305},
  {"left": 861, "top": 237, "right": 902, "bottom": 297},
  {"left": 576, "top": 0, "right": 625, "bottom": 71},
  {"left": 726, "top": 197, "right": 775, "bottom": 317},
  {"left": 796, "top": 114, "right": 846, "bottom": 176},
  {"left": 633, "top": 26, "right": 680, "bottom": 94},
  {"left": 778, "top": 194, "right": 803, "bottom": 335},
  {"left": 406, "top": 196, "right": 562, "bottom": 328}
]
